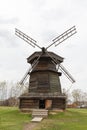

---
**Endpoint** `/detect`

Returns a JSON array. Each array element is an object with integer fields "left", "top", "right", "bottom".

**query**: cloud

[
  {"left": 0, "top": 28, "right": 21, "bottom": 48},
  {"left": 0, "top": 17, "right": 19, "bottom": 24},
  {"left": 0, "top": 0, "right": 87, "bottom": 92}
]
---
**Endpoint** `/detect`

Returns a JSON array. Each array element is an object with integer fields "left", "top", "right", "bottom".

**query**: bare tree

[
  {"left": 72, "top": 89, "right": 87, "bottom": 107},
  {"left": 0, "top": 81, "right": 7, "bottom": 100},
  {"left": 72, "top": 89, "right": 81, "bottom": 105},
  {"left": 0, "top": 81, "right": 7, "bottom": 105},
  {"left": 8, "top": 82, "right": 28, "bottom": 106}
]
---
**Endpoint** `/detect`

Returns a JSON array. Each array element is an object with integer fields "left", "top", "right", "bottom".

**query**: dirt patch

[{"left": 23, "top": 122, "right": 38, "bottom": 130}]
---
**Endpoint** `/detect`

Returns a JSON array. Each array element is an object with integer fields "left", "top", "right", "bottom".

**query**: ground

[
  {"left": 0, "top": 107, "right": 87, "bottom": 130},
  {"left": 23, "top": 122, "right": 38, "bottom": 130}
]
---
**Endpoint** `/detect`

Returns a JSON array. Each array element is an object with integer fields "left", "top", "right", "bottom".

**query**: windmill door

[
  {"left": 39, "top": 99, "right": 45, "bottom": 109},
  {"left": 39, "top": 99, "right": 52, "bottom": 109},
  {"left": 45, "top": 100, "right": 52, "bottom": 109}
]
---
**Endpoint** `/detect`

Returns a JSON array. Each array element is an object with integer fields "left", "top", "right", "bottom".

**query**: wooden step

[
  {"left": 31, "top": 117, "right": 43, "bottom": 122},
  {"left": 32, "top": 109, "right": 48, "bottom": 118}
]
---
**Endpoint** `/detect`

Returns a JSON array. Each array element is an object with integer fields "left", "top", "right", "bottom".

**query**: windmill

[{"left": 15, "top": 26, "right": 76, "bottom": 110}]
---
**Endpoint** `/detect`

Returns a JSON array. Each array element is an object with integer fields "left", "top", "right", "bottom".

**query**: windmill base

[{"left": 19, "top": 93, "right": 66, "bottom": 111}]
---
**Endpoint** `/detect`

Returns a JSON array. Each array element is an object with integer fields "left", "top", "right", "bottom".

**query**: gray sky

[{"left": 0, "top": 0, "right": 87, "bottom": 92}]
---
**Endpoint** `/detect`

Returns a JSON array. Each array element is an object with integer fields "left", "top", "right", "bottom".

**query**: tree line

[{"left": 0, "top": 81, "right": 28, "bottom": 106}]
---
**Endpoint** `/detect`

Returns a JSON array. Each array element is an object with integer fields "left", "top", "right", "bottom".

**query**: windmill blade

[
  {"left": 15, "top": 28, "right": 41, "bottom": 49},
  {"left": 46, "top": 51, "right": 58, "bottom": 64},
  {"left": 46, "top": 51, "right": 75, "bottom": 83},
  {"left": 19, "top": 52, "right": 43, "bottom": 84},
  {"left": 59, "top": 64, "right": 75, "bottom": 83},
  {"left": 19, "top": 61, "right": 39, "bottom": 85},
  {"left": 46, "top": 26, "right": 77, "bottom": 49},
  {"left": 19, "top": 68, "right": 30, "bottom": 85}
]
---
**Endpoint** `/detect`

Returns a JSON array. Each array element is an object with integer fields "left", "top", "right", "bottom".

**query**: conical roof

[{"left": 27, "top": 51, "right": 64, "bottom": 64}]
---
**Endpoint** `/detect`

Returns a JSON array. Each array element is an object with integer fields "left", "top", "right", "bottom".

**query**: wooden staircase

[{"left": 32, "top": 109, "right": 48, "bottom": 118}]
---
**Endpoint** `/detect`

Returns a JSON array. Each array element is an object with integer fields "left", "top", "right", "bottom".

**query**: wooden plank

[{"left": 31, "top": 117, "right": 43, "bottom": 122}]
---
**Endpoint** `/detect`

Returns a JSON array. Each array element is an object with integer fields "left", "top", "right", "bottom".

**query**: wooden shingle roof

[{"left": 27, "top": 51, "right": 64, "bottom": 64}]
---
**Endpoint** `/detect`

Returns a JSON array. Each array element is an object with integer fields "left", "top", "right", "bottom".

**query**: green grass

[
  {"left": 0, "top": 107, "right": 87, "bottom": 130},
  {"left": 0, "top": 107, "right": 31, "bottom": 130},
  {"left": 35, "top": 109, "right": 87, "bottom": 130}
]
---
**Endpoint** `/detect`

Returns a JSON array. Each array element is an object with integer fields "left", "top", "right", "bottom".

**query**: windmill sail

[
  {"left": 46, "top": 51, "right": 75, "bottom": 83},
  {"left": 59, "top": 64, "right": 75, "bottom": 83},
  {"left": 19, "top": 53, "right": 43, "bottom": 84},
  {"left": 15, "top": 28, "right": 41, "bottom": 49},
  {"left": 15, "top": 26, "right": 76, "bottom": 85},
  {"left": 46, "top": 26, "right": 77, "bottom": 49}
]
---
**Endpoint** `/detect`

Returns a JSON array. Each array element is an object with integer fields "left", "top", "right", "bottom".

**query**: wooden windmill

[{"left": 15, "top": 26, "right": 76, "bottom": 110}]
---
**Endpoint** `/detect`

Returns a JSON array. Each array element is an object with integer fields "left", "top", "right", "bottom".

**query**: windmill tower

[{"left": 15, "top": 26, "right": 76, "bottom": 111}]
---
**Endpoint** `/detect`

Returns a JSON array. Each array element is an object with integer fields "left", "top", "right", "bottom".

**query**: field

[
  {"left": 0, "top": 107, "right": 31, "bottom": 130},
  {"left": 0, "top": 107, "right": 87, "bottom": 130}
]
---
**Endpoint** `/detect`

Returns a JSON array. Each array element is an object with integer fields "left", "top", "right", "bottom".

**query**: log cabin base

[{"left": 19, "top": 93, "right": 66, "bottom": 112}]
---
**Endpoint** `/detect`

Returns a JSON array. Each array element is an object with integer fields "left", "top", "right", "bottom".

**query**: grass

[
  {"left": 0, "top": 107, "right": 87, "bottom": 130},
  {"left": 0, "top": 107, "right": 31, "bottom": 130},
  {"left": 34, "top": 109, "right": 87, "bottom": 130}
]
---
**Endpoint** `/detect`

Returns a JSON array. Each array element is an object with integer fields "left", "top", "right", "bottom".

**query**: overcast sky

[{"left": 0, "top": 0, "right": 87, "bottom": 92}]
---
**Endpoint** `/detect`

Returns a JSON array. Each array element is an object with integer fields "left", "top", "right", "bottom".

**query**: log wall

[
  {"left": 52, "top": 98, "right": 66, "bottom": 110},
  {"left": 19, "top": 98, "right": 66, "bottom": 110},
  {"left": 20, "top": 99, "right": 39, "bottom": 109},
  {"left": 29, "top": 71, "right": 61, "bottom": 93}
]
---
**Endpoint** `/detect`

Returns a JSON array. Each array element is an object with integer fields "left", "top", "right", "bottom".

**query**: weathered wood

[
  {"left": 31, "top": 117, "right": 43, "bottom": 122},
  {"left": 27, "top": 52, "right": 64, "bottom": 64},
  {"left": 52, "top": 98, "right": 66, "bottom": 110},
  {"left": 19, "top": 99, "right": 39, "bottom": 108},
  {"left": 19, "top": 50, "right": 66, "bottom": 110},
  {"left": 45, "top": 100, "right": 52, "bottom": 109},
  {"left": 29, "top": 71, "right": 62, "bottom": 93},
  {"left": 32, "top": 109, "right": 48, "bottom": 118}
]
